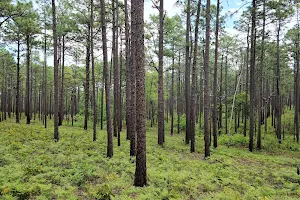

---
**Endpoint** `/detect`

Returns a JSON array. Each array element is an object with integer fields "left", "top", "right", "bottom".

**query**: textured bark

[
  {"left": 212, "top": 0, "right": 220, "bottom": 148},
  {"left": 130, "top": 4, "right": 136, "bottom": 156},
  {"left": 133, "top": 0, "right": 147, "bottom": 187},
  {"left": 185, "top": 0, "right": 191, "bottom": 144},
  {"left": 158, "top": 0, "right": 164, "bottom": 145},
  {"left": 100, "top": 0, "right": 113, "bottom": 157},
  {"left": 190, "top": 0, "right": 201, "bottom": 153},
  {"left": 204, "top": 0, "right": 211, "bottom": 157},
  {"left": 249, "top": 0, "right": 256, "bottom": 152},
  {"left": 84, "top": 23, "right": 91, "bottom": 130},
  {"left": 52, "top": 0, "right": 59, "bottom": 141}
]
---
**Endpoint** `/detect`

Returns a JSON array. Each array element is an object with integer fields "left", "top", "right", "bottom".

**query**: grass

[{"left": 0, "top": 115, "right": 300, "bottom": 200}]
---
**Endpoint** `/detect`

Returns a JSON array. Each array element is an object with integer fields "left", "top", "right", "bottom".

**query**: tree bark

[
  {"left": 26, "top": 34, "right": 31, "bottom": 124},
  {"left": 204, "top": 0, "right": 211, "bottom": 157},
  {"left": 212, "top": 0, "right": 220, "bottom": 148},
  {"left": 52, "top": 0, "right": 59, "bottom": 141},
  {"left": 133, "top": 0, "right": 147, "bottom": 187},
  {"left": 249, "top": 0, "right": 256, "bottom": 152},
  {"left": 185, "top": 0, "right": 191, "bottom": 144},
  {"left": 59, "top": 35, "right": 65, "bottom": 126},
  {"left": 257, "top": 0, "right": 265, "bottom": 150},
  {"left": 125, "top": 0, "right": 131, "bottom": 140},
  {"left": 16, "top": 39, "right": 20, "bottom": 123},
  {"left": 190, "top": 0, "right": 201, "bottom": 153},
  {"left": 275, "top": 20, "right": 282, "bottom": 143},
  {"left": 100, "top": 0, "right": 113, "bottom": 157},
  {"left": 84, "top": 23, "right": 91, "bottom": 130},
  {"left": 91, "top": 0, "right": 97, "bottom": 141},
  {"left": 158, "top": 0, "right": 164, "bottom": 145}
]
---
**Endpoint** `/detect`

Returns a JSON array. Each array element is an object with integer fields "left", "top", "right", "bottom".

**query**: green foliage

[{"left": 1, "top": 117, "right": 300, "bottom": 199}]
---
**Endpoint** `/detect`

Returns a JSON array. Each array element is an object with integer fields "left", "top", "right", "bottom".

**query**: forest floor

[{"left": 0, "top": 117, "right": 300, "bottom": 200}]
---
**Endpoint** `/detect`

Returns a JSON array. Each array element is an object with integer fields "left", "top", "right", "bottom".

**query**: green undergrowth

[{"left": 0, "top": 117, "right": 300, "bottom": 200}]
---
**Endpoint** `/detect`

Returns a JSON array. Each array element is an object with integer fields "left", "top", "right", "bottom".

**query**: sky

[
  {"left": 3, "top": 0, "right": 298, "bottom": 66},
  {"left": 144, "top": 0, "right": 248, "bottom": 36}
]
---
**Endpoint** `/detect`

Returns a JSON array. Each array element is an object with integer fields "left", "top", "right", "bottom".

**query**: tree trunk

[
  {"left": 59, "top": 35, "right": 65, "bottom": 126},
  {"left": 244, "top": 24, "right": 250, "bottom": 137},
  {"left": 295, "top": 11, "right": 299, "bottom": 142},
  {"left": 204, "top": 0, "right": 211, "bottom": 157},
  {"left": 177, "top": 52, "right": 181, "bottom": 134},
  {"left": 91, "top": 0, "right": 97, "bottom": 141},
  {"left": 218, "top": 54, "right": 223, "bottom": 135},
  {"left": 16, "top": 39, "right": 20, "bottom": 123},
  {"left": 185, "top": 0, "right": 191, "bottom": 144},
  {"left": 100, "top": 0, "right": 113, "bottom": 157},
  {"left": 257, "top": 0, "right": 265, "bottom": 150},
  {"left": 26, "top": 34, "right": 31, "bottom": 124},
  {"left": 84, "top": 23, "right": 91, "bottom": 130},
  {"left": 212, "top": 0, "right": 220, "bottom": 148},
  {"left": 133, "top": 0, "right": 147, "bottom": 187},
  {"left": 158, "top": 0, "right": 164, "bottom": 145},
  {"left": 249, "top": 0, "right": 256, "bottom": 152},
  {"left": 275, "top": 20, "right": 282, "bottom": 143},
  {"left": 52, "top": 0, "right": 59, "bottom": 141},
  {"left": 170, "top": 48, "right": 175, "bottom": 136},
  {"left": 190, "top": 0, "right": 201, "bottom": 153},
  {"left": 125, "top": 0, "right": 131, "bottom": 140}
]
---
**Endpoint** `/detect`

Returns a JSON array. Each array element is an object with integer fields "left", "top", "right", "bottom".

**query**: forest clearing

[
  {"left": 1, "top": 0, "right": 300, "bottom": 199},
  {"left": 0, "top": 115, "right": 300, "bottom": 199}
]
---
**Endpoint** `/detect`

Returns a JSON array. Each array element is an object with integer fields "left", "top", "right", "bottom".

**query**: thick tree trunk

[
  {"left": 158, "top": 0, "right": 164, "bottom": 145},
  {"left": 204, "top": 0, "right": 211, "bottom": 157},
  {"left": 100, "top": 0, "right": 113, "bottom": 157},
  {"left": 84, "top": 23, "right": 91, "bottom": 130},
  {"left": 133, "top": 0, "right": 147, "bottom": 187},
  {"left": 185, "top": 0, "right": 191, "bottom": 144}
]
